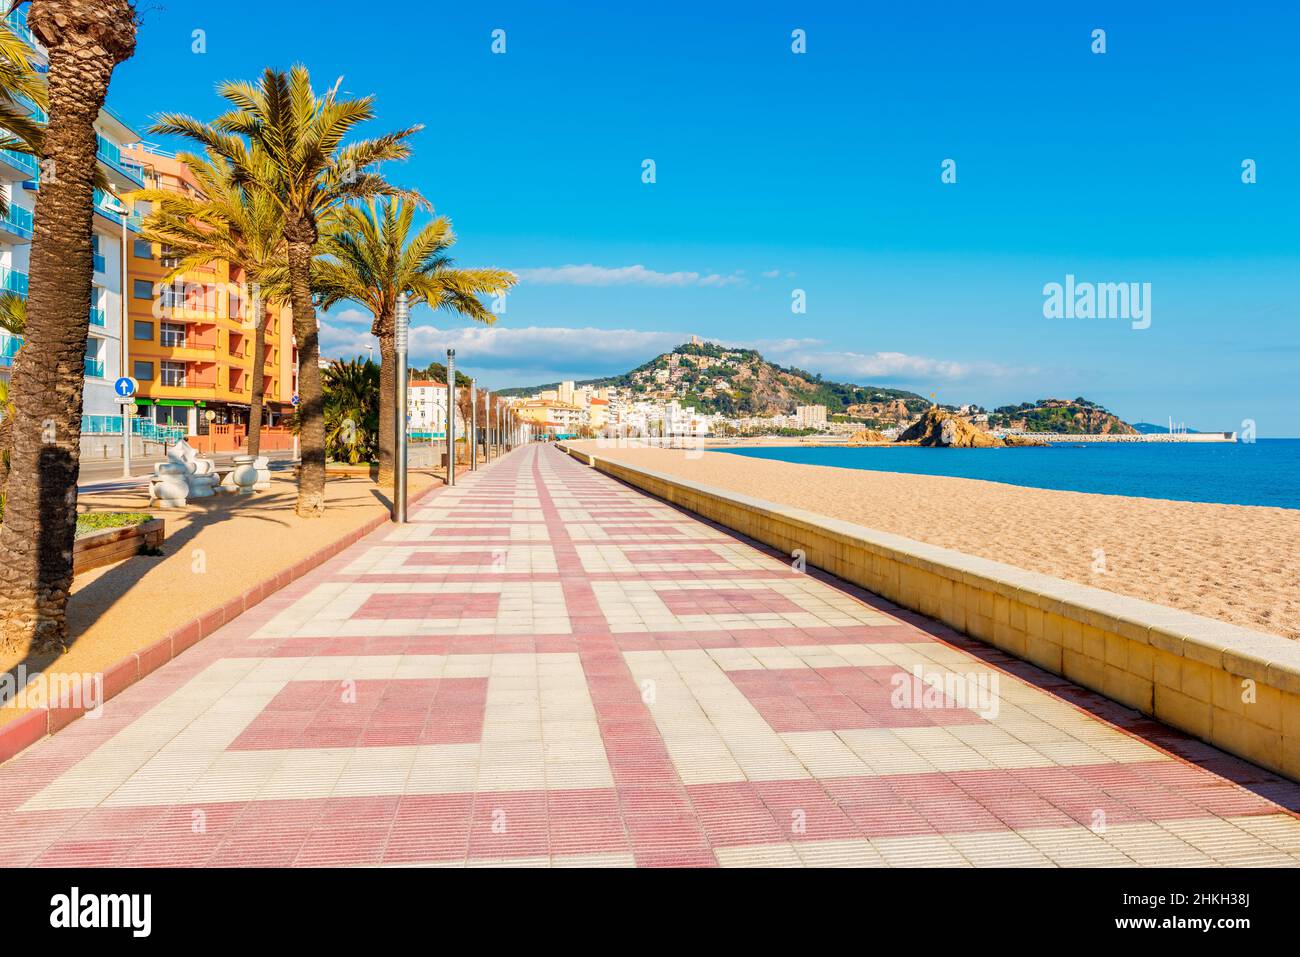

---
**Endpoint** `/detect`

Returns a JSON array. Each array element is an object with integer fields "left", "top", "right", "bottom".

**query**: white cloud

[
  {"left": 329, "top": 307, "right": 373, "bottom": 328},
  {"left": 514, "top": 264, "right": 743, "bottom": 288},
  {"left": 761, "top": 269, "right": 780, "bottom": 279},
  {"left": 755, "top": 338, "right": 1022, "bottom": 382},
  {"left": 317, "top": 318, "right": 1025, "bottom": 390},
  {"left": 319, "top": 318, "right": 685, "bottom": 377}
]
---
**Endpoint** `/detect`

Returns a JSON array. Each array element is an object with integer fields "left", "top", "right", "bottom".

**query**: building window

[
  {"left": 159, "top": 283, "right": 184, "bottom": 310},
  {"left": 133, "top": 360, "right": 154, "bottom": 381},
  {"left": 132, "top": 239, "right": 153, "bottom": 259},
  {"left": 132, "top": 279, "right": 154, "bottom": 301},
  {"left": 154, "top": 404, "right": 187, "bottom": 428},
  {"left": 160, "top": 360, "right": 186, "bottom": 387},
  {"left": 133, "top": 320, "right": 153, "bottom": 341},
  {"left": 160, "top": 321, "right": 186, "bottom": 348}
]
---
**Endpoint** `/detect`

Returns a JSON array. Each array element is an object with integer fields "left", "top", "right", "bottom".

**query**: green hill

[
  {"left": 498, "top": 342, "right": 929, "bottom": 418},
  {"left": 986, "top": 398, "right": 1138, "bottom": 435}
]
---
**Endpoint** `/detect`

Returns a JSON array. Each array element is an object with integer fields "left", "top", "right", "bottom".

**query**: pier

[{"left": 996, "top": 431, "right": 1237, "bottom": 444}]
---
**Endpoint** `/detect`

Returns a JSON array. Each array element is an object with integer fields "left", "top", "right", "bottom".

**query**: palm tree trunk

[
  {"left": 376, "top": 330, "right": 395, "bottom": 489},
  {"left": 286, "top": 236, "right": 325, "bottom": 517},
  {"left": 0, "top": 0, "right": 136, "bottom": 651},
  {"left": 246, "top": 302, "right": 267, "bottom": 457},
  {"left": 0, "top": 403, "right": 12, "bottom": 494}
]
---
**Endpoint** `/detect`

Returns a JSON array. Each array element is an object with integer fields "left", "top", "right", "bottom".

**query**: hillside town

[{"left": 503, "top": 381, "right": 843, "bottom": 439}]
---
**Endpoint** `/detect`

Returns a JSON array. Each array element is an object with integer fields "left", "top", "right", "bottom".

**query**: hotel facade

[{"left": 122, "top": 144, "right": 297, "bottom": 441}]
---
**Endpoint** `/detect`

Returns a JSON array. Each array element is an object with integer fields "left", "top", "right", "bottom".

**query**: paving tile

[{"left": 2, "top": 445, "right": 1298, "bottom": 867}]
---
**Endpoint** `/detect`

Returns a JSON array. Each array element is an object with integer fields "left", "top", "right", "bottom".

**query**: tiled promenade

[{"left": 2, "top": 444, "right": 1299, "bottom": 866}]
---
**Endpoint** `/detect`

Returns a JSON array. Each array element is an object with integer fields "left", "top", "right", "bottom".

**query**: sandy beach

[{"left": 586, "top": 444, "right": 1300, "bottom": 640}]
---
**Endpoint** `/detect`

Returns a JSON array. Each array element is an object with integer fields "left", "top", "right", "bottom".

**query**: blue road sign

[
  {"left": 291, "top": 393, "right": 300, "bottom": 407},
  {"left": 113, "top": 376, "right": 137, "bottom": 399}
]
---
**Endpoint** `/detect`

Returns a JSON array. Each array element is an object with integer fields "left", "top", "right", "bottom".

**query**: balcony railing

[
  {"left": 0, "top": 332, "right": 20, "bottom": 367},
  {"left": 96, "top": 134, "right": 144, "bottom": 188},
  {"left": 15, "top": 95, "right": 46, "bottom": 124},
  {"left": 89, "top": 307, "right": 106, "bottom": 328},
  {"left": 93, "top": 188, "right": 121, "bottom": 222},
  {"left": 81, "top": 415, "right": 187, "bottom": 444},
  {"left": 93, "top": 253, "right": 106, "bottom": 273},
  {"left": 96, "top": 135, "right": 122, "bottom": 167},
  {"left": 92, "top": 188, "right": 142, "bottom": 230},
  {"left": 0, "top": 149, "right": 38, "bottom": 177},
  {"left": 83, "top": 357, "right": 104, "bottom": 378},
  {"left": 0, "top": 266, "right": 28, "bottom": 296},
  {"left": 0, "top": 203, "right": 33, "bottom": 240},
  {"left": 5, "top": 9, "right": 37, "bottom": 49}
]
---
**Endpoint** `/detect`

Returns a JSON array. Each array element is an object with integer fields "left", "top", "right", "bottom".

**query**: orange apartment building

[{"left": 123, "top": 144, "right": 298, "bottom": 452}]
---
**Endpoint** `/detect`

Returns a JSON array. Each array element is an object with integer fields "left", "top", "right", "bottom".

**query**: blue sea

[{"left": 714, "top": 439, "right": 1300, "bottom": 509}]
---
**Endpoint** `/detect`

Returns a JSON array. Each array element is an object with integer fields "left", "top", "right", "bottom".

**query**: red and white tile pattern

[{"left": 1, "top": 444, "right": 1298, "bottom": 867}]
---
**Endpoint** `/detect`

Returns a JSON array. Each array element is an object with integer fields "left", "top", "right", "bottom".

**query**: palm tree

[
  {"left": 130, "top": 147, "right": 288, "bottom": 456},
  {"left": 322, "top": 357, "right": 378, "bottom": 465},
  {"left": 151, "top": 66, "right": 420, "bottom": 517},
  {"left": 0, "top": 1, "right": 136, "bottom": 653},
  {"left": 0, "top": 290, "right": 26, "bottom": 492},
  {"left": 0, "top": 7, "right": 47, "bottom": 217},
  {"left": 314, "top": 199, "right": 514, "bottom": 487}
]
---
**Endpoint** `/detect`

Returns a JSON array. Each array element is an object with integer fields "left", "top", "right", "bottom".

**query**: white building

[
  {"left": 796, "top": 404, "right": 828, "bottom": 429},
  {"left": 0, "top": 8, "right": 143, "bottom": 429},
  {"left": 408, "top": 379, "right": 451, "bottom": 439}
]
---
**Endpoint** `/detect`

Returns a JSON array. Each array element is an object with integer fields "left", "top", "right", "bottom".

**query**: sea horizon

[{"left": 713, "top": 437, "right": 1300, "bottom": 510}]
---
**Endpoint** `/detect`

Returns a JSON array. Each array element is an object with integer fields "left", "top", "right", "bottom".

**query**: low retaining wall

[
  {"left": 558, "top": 444, "right": 1300, "bottom": 782},
  {"left": 73, "top": 518, "right": 165, "bottom": 576}
]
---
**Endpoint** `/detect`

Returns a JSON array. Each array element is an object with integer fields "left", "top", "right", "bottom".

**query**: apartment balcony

[
  {"left": 0, "top": 148, "right": 38, "bottom": 180},
  {"left": 155, "top": 339, "right": 219, "bottom": 363},
  {"left": 156, "top": 362, "right": 218, "bottom": 392},
  {"left": 89, "top": 307, "right": 106, "bottom": 328},
  {"left": 93, "top": 188, "right": 143, "bottom": 232},
  {"left": 84, "top": 357, "right": 104, "bottom": 378},
  {"left": 0, "top": 266, "right": 28, "bottom": 297},
  {"left": 155, "top": 289, "right": 228, "bottom": 323},
  {"left": 93, "top": 253, "right": 106, "bottom": 273},
  {"left": 0, "top": 203, "right": 33, "bottom": 241},
  {"left": 96, "top": 134, "right": 145, "bottom": 191},
  {"left": 5, "top": 9, "right": 37, "bottom": 50},
  {"left": 15, "top": 96, "right": 46, "bottom": 125},
  {"left": 0, "top": 332, "right": 20, "bottom": 368}
]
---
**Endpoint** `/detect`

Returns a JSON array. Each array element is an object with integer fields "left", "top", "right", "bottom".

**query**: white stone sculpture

[
  {"left": 227, "top": 455, "right": 258, "bottom": 495},
  {"left": 148, "top": 439, "right": 219, "bottom": 506},
  {"left": 149, "top": 463, "right": 190, "bottom": 507},
  {"left": 252, "top": 455, "right": 271, "bottom": 491}
]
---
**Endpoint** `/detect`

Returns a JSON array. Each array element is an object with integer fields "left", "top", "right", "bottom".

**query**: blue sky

[{"left": 107, "top": 1, "right": 1299, "bottom": 433}]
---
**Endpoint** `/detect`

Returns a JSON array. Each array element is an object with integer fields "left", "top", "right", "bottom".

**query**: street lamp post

[
  {"left": 393, "top": 292, "right": 410, "bottom": 523},
  {"left": 446, "top": 349, "right": 456, "bottom": 487},
  {"left": 470, "top": 378, "right": 478, "bottom": 471}
]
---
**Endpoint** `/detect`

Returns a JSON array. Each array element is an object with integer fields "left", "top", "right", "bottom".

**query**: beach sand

[{"left": 588, "top": 444, "right": 1300, "bottom": 640}]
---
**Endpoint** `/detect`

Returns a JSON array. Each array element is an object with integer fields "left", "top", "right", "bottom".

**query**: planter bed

[{"left": 73, "top": 515, "right": 165, "bottom": 576}]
